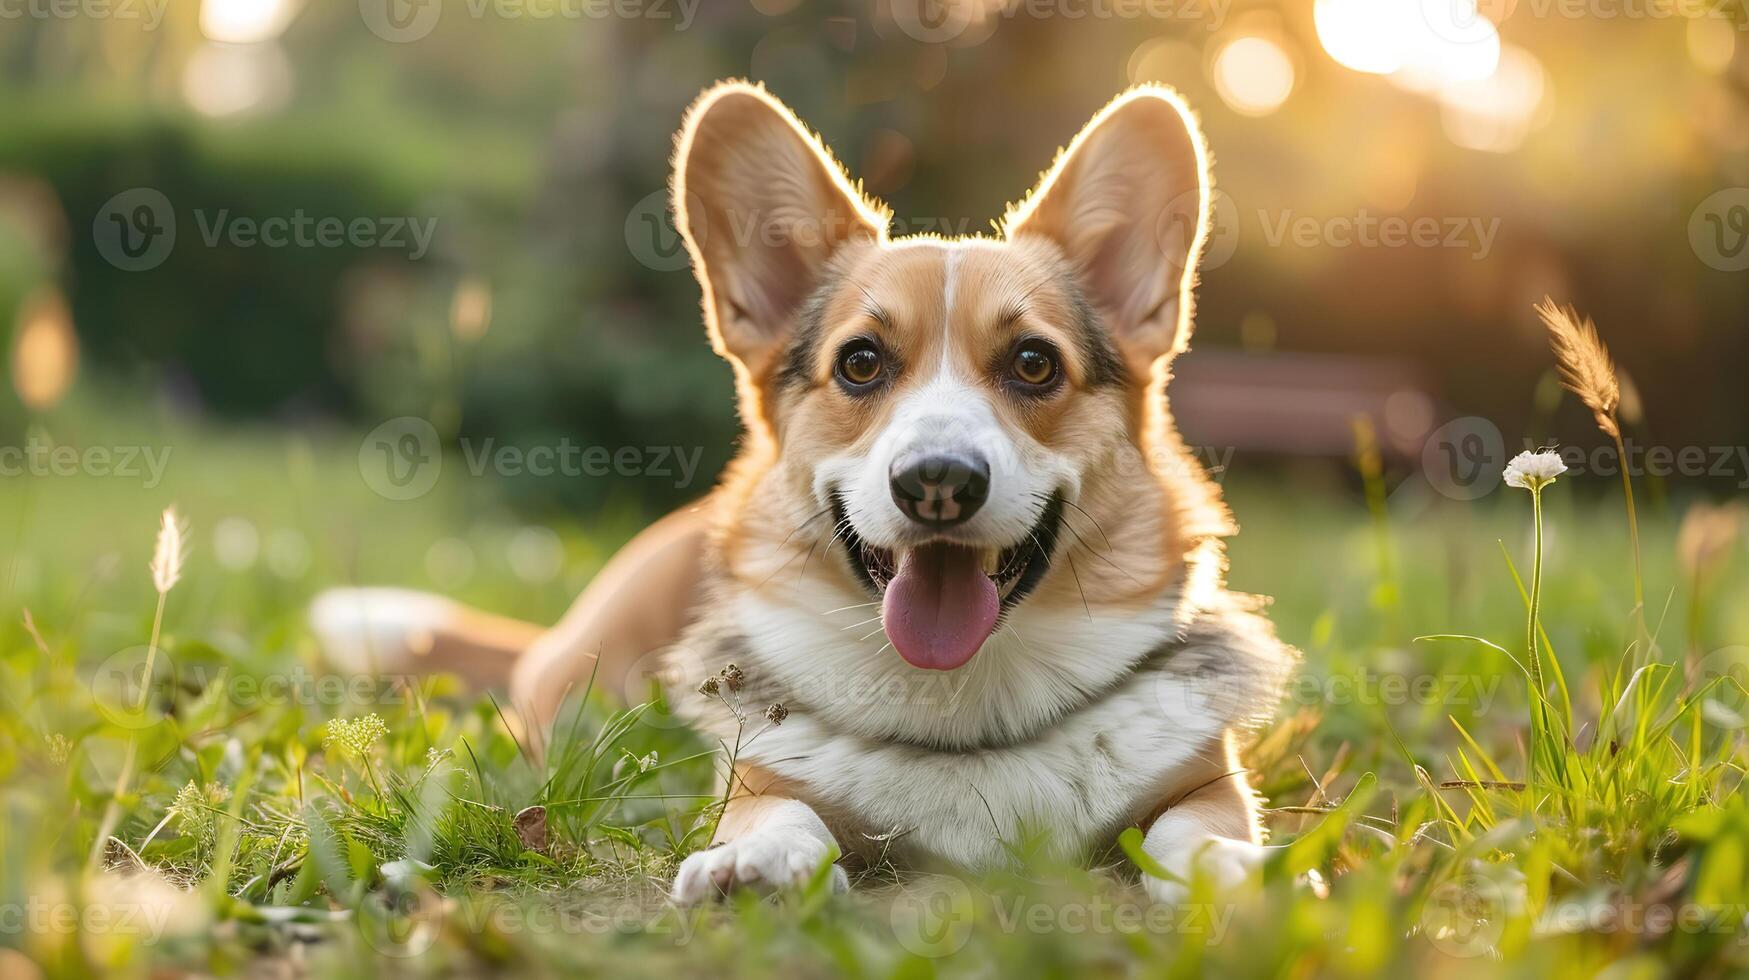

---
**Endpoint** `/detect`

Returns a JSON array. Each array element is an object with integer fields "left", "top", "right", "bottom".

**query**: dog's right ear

[{"left": 672, "top": 82, "right": 887, "bottom": 383}]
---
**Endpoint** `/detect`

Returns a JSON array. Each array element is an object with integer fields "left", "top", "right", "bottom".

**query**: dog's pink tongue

[{"left": 882, "top": 543, "right": 999, "bottom": 671}]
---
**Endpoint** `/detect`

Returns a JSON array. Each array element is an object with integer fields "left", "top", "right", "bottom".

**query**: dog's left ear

[{"left": 1004, "top": 87, "right": 1210, "bottom": 378}]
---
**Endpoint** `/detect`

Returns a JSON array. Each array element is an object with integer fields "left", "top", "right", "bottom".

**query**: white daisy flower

[{"left": 1504, "top": 449, "right": 1567, "bottom": 491}]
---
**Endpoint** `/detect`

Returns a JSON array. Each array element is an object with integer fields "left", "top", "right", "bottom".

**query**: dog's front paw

[
  {"left": 1142, "top": 835, "right": 1266, "bottom": 906},
  {"left": 670, "top": 831, "right": 848, "bottom": 905}
]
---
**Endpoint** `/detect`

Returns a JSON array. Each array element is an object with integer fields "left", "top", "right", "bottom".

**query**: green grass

[{"left": 2, "top": 405, "right": 1748, "bottom": 979}]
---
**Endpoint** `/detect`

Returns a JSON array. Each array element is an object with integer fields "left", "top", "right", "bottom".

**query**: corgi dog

[{"left": 313, "top": 80, "right": 1295, "bottom": 906}]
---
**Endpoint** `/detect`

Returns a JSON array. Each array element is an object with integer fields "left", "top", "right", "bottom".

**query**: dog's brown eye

[
  {"left": 1011, "top": 344, "right": 1058, "bottom": 388},
  {"left": 837, "top": 341, "right": 883, "bottom": 388}
]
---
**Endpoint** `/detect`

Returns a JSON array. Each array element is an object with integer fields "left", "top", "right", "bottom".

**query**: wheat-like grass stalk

[
  {"left": 1534, "top": 298, "right": 1647, "bottom": 663},
  {"left": 150, "top": 507, "right": 186, "bottom": 595},
  {"left": 1536, "top": 299, "right": 1620, "bottom": 438},
  {"left": 89, "top": 506, "right": 186, "bottom": 873}
]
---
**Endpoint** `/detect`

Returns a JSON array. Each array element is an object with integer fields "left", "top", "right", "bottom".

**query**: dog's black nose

[{"left": 890, "top": 453, "right": 990, "bottom": 528}]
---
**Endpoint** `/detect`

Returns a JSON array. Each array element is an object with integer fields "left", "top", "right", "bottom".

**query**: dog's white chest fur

[
  {"left": 679, "top": 577, "right": 1287, "bottom": 870},
  {"left": 740, "top": 670, "right": 1225, "bottom": 868}
]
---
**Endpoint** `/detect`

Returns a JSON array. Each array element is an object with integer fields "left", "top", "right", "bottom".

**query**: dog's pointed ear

[
  {"left": 1004, "top": 87, "right": 1210, "bottom": 378},
  {"left": 672, "top": 82, "right": 887, "bottom": 379}
]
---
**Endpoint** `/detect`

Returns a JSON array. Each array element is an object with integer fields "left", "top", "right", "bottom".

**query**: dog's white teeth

[{"left": 981, "top": 549, "right": 999, "bottom": 577}]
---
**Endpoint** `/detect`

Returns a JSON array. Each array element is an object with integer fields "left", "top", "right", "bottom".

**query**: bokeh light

[
  {"left": 10, "top": 288, "right": 78, "bottom": 412},
  {"left": 1438, "top": 44, "right": 1548, "bottom": 154},
  {"left": 199, "top": 0, "right": 298, "bottom": 44},
  {"left": 1129, "top": 38, "right": 1201, "bottom": 88},
  {"left": 1687, "top": 16, "right": 1736, "bottom": 75},
  {"left": 450, "top": 278, "right": 493, "bottom": 343},
  {"left": 1316, "top": 0, "right": 1500, "bottom": 90},
  {"left": 181, "top": 42, "right": 293, "bottom": 118},
  {"left": 1314, "top": 0, "right": 1403, "bottom": 75},
  {"left": 1212, "top": 35, "right": 1297, "bottom": 117}
]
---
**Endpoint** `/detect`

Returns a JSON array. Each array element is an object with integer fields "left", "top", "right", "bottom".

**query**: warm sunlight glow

[
  {"left": 200, "top": 0, "right": 297, "bottom": 43},
  {"left": 1129, "top": 38, "right": 1200, "bottom": 87},
  {"left": 1687, "top": 16, "right": 1736, "bottom": 75},
  {"left": 450, "top": 277, "right": 493, "bottom": 342},
  {"left": 1212, "top": 35, "right": 1296, "bottom": 117},
  {"left": 1315, "top": 0, "right": 1402, "bottom": 75},
  {"left": 1390, "top": 13, "right": 1499, "bottom": 92},
  {"left": 1318, "top": 0, "right": 1500, "bottom": 89},
  {"left": 11, "top": 288, "right": 78, "bottom": 412},
  {"left": 182, "top": 42, "right": 293, "bottom": 117},
  {"left": 1439, "top": 44, "right": 1548, "bottom": 153}
]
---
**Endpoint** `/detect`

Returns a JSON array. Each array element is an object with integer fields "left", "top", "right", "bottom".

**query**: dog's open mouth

[{"left": 832, "top": 491, "right": 1063, "bottom": 671}]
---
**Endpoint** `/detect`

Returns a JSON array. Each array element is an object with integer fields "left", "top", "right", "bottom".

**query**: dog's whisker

[
  {"left": 821, "top": 601, "right": 880, "bottom": 615},
  {"left": 942, "top": 669, "right": 973, "bottom": 713},
  {"left": 753, "top": 534, "right": 822, "bottom": 592},
  {"left": 857, "top": 626, "right": 887, "bottom": 642},
  {"left": 799, "top": 516, "right": 855, "bottom": 585},
  {"left": 839, "top": 615, "right": 884, "bottom": 632},
  {"left": 1058, "top": 497, "right": 1113, "bottom": 553},
  {"left": 786, "top": 534, "right": 826, "bottom": 589},
  {"left": 1058, "top": 517, "right": 1142, "bottom": 586},
  {"left": 1066, "top": 552, "right": 1092, "bottom": 622},
  {"left": 1035, "top": 490, "right": 1114, "bottom": 556},
  {"left": 777, "top": 504, "right": 834, "bottom": 551}
]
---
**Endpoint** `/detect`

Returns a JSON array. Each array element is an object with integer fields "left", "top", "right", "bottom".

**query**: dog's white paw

[
  {"left": 670, "top": 831, "right": 848, "bottom": 905},
  {"left": 1142, "top": 835, "right": 1266, "bottom": 906}
]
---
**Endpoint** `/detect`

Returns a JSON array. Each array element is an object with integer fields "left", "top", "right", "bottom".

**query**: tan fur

[
  {"left": 329, "top": 81, "right": 1294, "bottom": 900},
  {"left": 654, "top": 81, "right": 1290, "bottom": 896}
]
